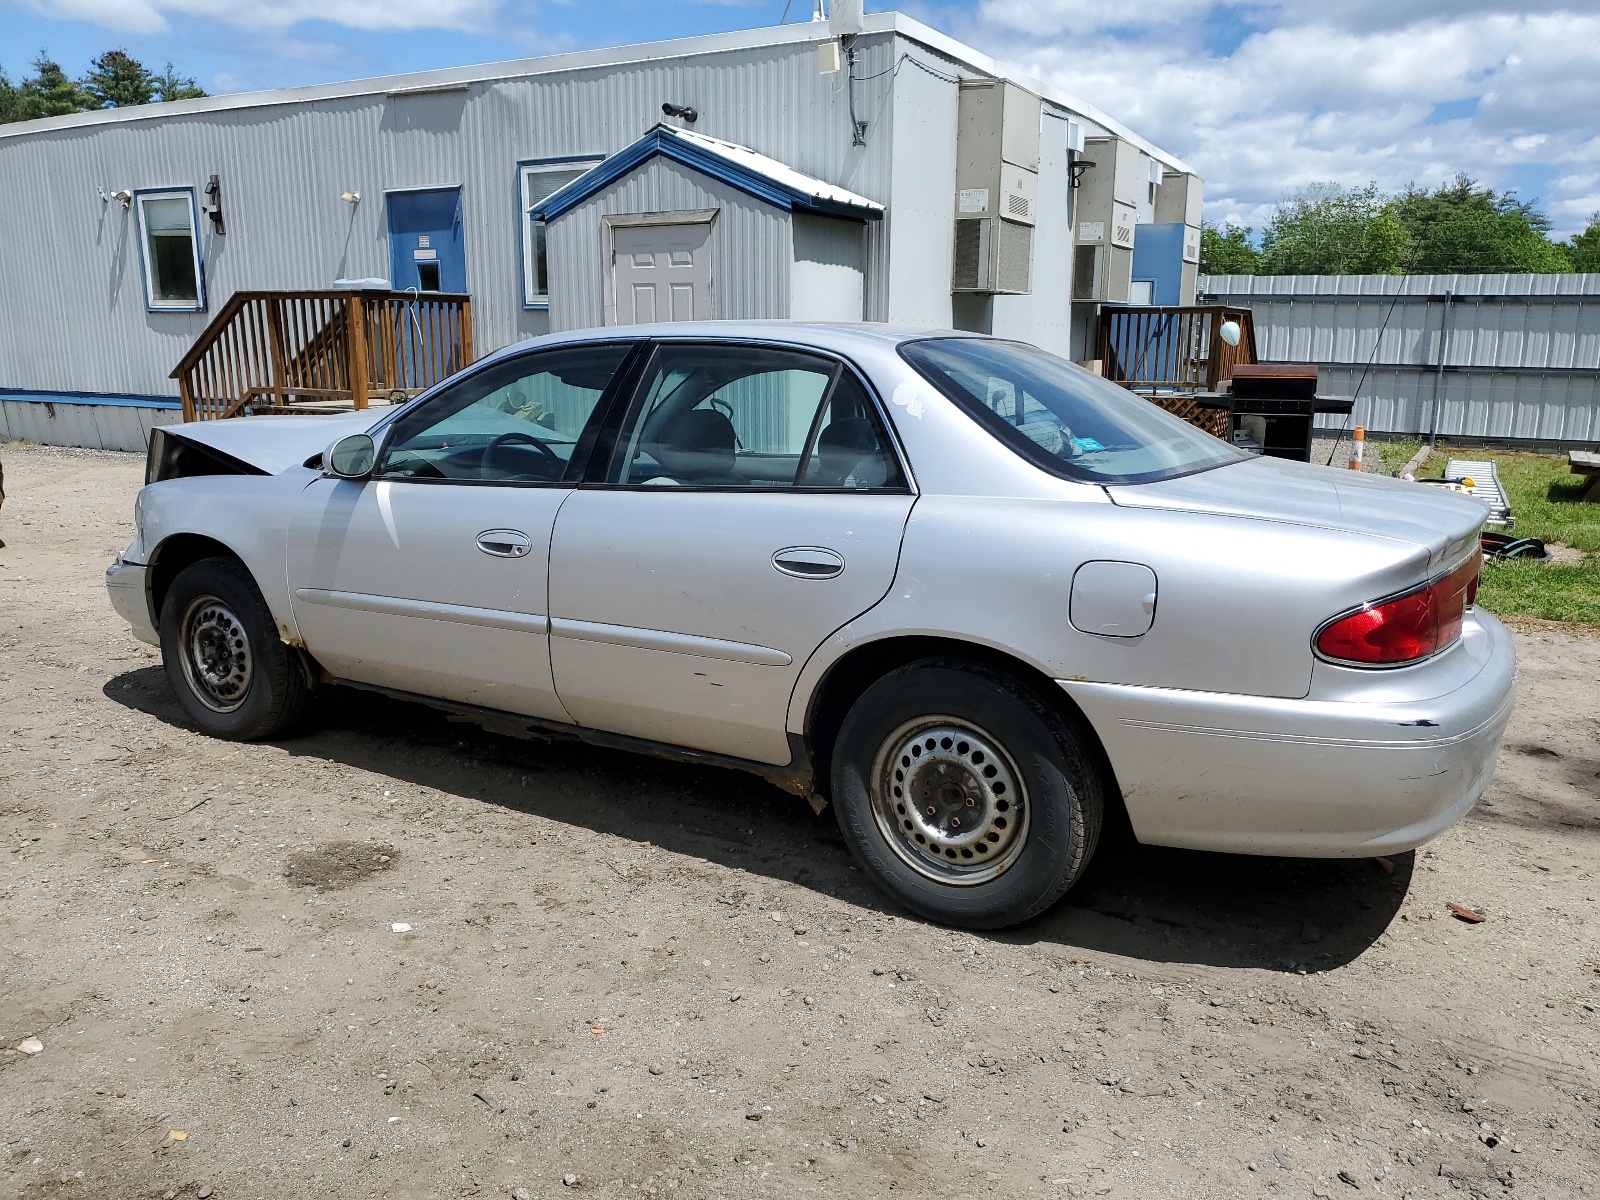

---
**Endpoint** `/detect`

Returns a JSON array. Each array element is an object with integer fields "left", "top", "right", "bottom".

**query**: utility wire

[{"left": 1321, "top": 253, "right": 1422, "bottom": 467}]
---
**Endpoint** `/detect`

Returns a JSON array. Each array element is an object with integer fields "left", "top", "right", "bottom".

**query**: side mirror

[{"left": 325, "top": 433, "right": 377, "bottom": 479}]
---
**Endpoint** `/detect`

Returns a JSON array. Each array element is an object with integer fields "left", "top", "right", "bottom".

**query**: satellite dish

[
  {"left": 1219, "top": 320, "right": 1242, "bottom": 348},
  {"left": 829, "top": 0, "right": 864, "bottom": 37}
]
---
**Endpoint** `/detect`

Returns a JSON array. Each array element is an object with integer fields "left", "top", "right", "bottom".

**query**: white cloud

[
  {"left": 23, "top": 0, "right": 500, "bottom": 33},
  {"left": 966, "top": 2, "right": 1600, "bottom": 237}
]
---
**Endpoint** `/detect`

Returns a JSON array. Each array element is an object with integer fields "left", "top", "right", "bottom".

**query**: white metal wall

[
  {"left": 790, "top": 213, "right": 866, "bottom": 322},
  {"left": 1202, "top": 273, "right": 1600, "bottom": 444}
]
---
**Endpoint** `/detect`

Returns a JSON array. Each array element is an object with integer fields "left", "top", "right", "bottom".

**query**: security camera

[{"left": 661, "top": 103, "right": 698, "bottom": 123}]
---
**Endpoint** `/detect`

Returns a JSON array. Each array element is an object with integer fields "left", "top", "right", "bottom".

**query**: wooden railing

[
  {"left": 171, "top": 290, "right": 473, "bottom": 421},
  {"left": 1097, "top": 305, "right": 1257, "bottom": 392}
]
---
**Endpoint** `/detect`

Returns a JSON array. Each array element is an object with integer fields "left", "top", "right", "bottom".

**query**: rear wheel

[
  {"left": 159, "top": 556, "right": 310, "bottom": 740},
  {"left": 831, "top": 658, "right": 1104, "bottom": 929}
]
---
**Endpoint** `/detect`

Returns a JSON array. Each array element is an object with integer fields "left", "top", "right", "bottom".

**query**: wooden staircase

[{"left": 171, "top": 290, "right": 473, "bottom": 421}]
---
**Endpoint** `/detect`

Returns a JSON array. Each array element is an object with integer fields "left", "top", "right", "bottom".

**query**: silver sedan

[{"left": 107, "top": 323, "right": 1515, "bottom": 928}]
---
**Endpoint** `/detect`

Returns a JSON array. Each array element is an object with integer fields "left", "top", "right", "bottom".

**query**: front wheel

[
  {"left": 159, "top": 556, "right": 310, "bottom": 740},
  {"left": 831, "top": 659, "right": 1105, "bottom": 929}
]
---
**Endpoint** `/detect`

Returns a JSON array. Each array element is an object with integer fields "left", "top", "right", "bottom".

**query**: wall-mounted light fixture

[
  {"left": 341, "top": 191, "right": 362, "bottom": 205},
  {"left": 1069, "top": 159, "right": 1097, "bottom": 189},
  {"left": 661, "top": 102, "right": 698, "bottom": 123},
  {"left": 102, "top": 188, "right": 133, "bottom": 208},
  {"left": 202, "top": 174, "right": 226, "bottom": 234}
]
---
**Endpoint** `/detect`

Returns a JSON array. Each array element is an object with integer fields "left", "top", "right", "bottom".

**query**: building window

[
  {"left": 519, "top": 159, "right": 601, "bottom": 308},
  {"left": 136, "top": 190, "right": 205, "bottom": 311}
]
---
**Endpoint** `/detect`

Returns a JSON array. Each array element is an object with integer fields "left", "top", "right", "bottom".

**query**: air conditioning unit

[
  {"left": 951, "top": 79, "right": 1040, "bottom": 295},
  {"left": 1072, "top": 244, "right": 1101, "bottom": 301}
]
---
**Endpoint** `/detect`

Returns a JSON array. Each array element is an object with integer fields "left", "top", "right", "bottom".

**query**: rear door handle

[
  {"left": 773, "top": 546, "right": 845, "bottom": 579},
  {"left": 477, "top": 529, "right": 532, "bottom": 558}
]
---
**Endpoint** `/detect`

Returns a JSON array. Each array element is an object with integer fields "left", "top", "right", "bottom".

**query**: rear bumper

[
  {"left": 1060, "top": 610, "right": 1517, "bottom": 857},
  {"left": 106, "top": 557, "right": 158, "bottom": 646}
]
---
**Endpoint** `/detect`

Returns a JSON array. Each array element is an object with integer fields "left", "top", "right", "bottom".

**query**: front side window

[
  {"left": 137, "top": 190, "right": 203, "bottom": 310},
  {"left": 375, "top": 344, "right": 633, "bottom": 484},
  {"left": 901, "top": 337, "right": 1243, "bottom": 485},
  {"left": 520, "top": 160, "right": 602, "bottom": 307},
  {"left": 609, "top": 342, "right": 905, "bottom": 490}
]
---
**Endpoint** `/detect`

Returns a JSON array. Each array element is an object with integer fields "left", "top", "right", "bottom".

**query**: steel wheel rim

[
  {"left": 869, "top": 716, "right": 1029, "bottom": 887},
  {"left": 178, "top": 594, "right": 253, "bottom": 714}
]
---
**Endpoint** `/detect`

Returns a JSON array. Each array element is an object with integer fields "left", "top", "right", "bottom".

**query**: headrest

[
  {"left": 649, "top": 408, "right": 737, "bottom": 481},
  {"left": 810, "top": 417, "right": 886, "bottom": 487}
]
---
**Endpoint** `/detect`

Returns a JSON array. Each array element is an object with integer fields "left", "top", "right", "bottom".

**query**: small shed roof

[{"left": 529, "top": 125, "right": 886, "bottom": 223}]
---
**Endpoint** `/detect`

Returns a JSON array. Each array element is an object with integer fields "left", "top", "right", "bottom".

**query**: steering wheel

[{"left": 484, "top": 430, "right": 561, "bottom": 478}]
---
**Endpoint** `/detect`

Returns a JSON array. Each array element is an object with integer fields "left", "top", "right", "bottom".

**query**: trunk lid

[{"left": 1107, "top": 456, "right": 1486, "bottom": 569}]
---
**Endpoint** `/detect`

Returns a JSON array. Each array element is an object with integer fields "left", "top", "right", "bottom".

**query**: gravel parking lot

[{"left": 3, "top": 443, "right": 1599, "bottom": 1200}]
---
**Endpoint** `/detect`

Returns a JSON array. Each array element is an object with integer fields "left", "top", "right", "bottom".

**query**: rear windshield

[{"left": 900, "top": 337, "right": 1244, "bottom": 485}]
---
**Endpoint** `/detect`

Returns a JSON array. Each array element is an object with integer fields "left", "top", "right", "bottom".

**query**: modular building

[{"left": 0, "top": 11, "right": 1202, "bottom": 450}]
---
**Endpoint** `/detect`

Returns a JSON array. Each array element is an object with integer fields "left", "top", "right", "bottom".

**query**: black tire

[
  {"left": 159, "top": 556, "right": 311, "bottom": 740},
  {"left": 831, "top": 658, "right": 1105, "bottom": 929}
]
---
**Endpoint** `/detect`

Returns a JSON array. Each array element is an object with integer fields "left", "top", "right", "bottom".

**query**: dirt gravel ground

[{"left": 2, "top": 442, "right": 1599, "bottom": 1200}]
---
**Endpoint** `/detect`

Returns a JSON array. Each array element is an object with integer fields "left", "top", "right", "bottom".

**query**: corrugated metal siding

[
  {"left": 0, "top": 401, "right": 179, "bottom": 451},
  {"left": 1200, "top": 273, "right": 1600, "bottom": 444},
  {"left": 0, "top": 32, "right": 906, "bottom": 399},
  {"left": 545, "top": 156, "right": 791, "bottom": 332}
]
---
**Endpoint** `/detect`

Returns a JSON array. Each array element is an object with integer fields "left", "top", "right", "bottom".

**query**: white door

[
  {"left": 611, "top": 221, "right": 714, "bottom": 324},
  {"left": 286, "top": 343, "right": 634, "bottom": 720},
  {"left": 548, "top": 342, "right": 915, "bottom": 764}
]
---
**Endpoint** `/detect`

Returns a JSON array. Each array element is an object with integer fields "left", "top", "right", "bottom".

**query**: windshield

[{"left": 900, "top": 337, "right": 1244, "bottom": 485}]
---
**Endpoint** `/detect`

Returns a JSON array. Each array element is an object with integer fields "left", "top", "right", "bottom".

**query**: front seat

[{"left": 646, "top": 408, "right": 741, "bottom": 484}]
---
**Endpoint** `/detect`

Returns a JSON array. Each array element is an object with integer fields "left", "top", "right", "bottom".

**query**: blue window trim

[
  {"left": 517, "top": 156, "right": 604, "bottom": 311},
  {"left": 528, "top": 128, "right": 884, "bottom": 224},
  {"left": 133, "top": 186, "right": 207, "bottom": 313}
]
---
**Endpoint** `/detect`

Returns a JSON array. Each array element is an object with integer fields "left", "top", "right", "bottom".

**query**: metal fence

[{"left": 1199, "top": 273, "right": 1600, "bottom": 446}]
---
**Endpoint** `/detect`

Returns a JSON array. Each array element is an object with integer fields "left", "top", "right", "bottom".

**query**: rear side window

[
  {"left": 901, "top": 337, "right": 1243, "bottom": 485},
  {"left": 609, "top": 342, "right": 905, "bottom": 490}
]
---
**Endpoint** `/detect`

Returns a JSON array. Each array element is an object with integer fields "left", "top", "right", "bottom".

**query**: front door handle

[
  {"left": 477, "top": 529, "right": 532, "bottom": 558},
  {"left": 773, "top": 546, "right": 845, "bottom": 579}
]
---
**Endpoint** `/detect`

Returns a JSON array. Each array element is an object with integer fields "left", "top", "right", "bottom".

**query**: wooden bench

[{"left": 1572, "top": 451, "right": 1600, "bottom": 501}]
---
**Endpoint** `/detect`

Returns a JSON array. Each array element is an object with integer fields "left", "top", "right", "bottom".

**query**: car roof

[{"left": 473, "top": 321, "right": 980, "bottom": 369}]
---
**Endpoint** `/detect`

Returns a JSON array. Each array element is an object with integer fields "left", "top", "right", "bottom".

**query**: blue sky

[{"left": 5, "top": 0, "right": 1597, "bottom": 238}]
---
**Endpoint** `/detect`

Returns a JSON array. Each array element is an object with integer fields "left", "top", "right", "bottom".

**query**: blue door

[{"left": 387, "top": 188, "right": 466, "bottom": 293}]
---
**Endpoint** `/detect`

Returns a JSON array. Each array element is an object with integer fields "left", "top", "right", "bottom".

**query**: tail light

[{"left": 1315, "top": 555, "right": 1481, "bottom": 666}]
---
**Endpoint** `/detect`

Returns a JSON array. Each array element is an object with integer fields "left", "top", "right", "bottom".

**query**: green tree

[
  {"left": 1393, "top": 174, "right": 1570, "bottom": 273},
  {"left": 153, "top": 62, "right": 207, "bottom": 102},
  {"left": 1559, "top": 214, "right": 1600, "bottom": 273},
  {"left": 1258, "top": 183, "right": 1409, "bottom": 275},
  {"left": 1199, "top": 222, "right": 1260, "bottom": 275},
  {"left": 0, "top": 50, "right": 207, "bottom": 123},
  {"left": 0, "top": 68, "right": 28, "bottom": 123},
  {"left": 19, "top": 54, "right": 94, "bottom": 118},
  {"left": 83, "top": 49, "right": 156, "bottom": 108}
]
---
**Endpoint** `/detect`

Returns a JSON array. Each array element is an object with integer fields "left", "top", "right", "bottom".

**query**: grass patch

[{"left": 1418, "top": 450, "right": 1600, "bottom": 625}]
